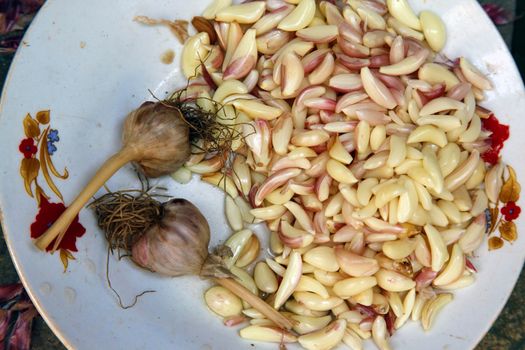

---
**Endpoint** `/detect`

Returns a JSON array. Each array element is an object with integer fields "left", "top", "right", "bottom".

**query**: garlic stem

[
  {"left": 215, "top": 277, "right": 293, "bottom": 330},
  {"left": 35, "top": 147, "right": 139, "bottom": 251}
]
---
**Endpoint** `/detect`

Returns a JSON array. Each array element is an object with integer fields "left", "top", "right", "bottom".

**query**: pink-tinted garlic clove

[
  {"left": 415, "top": 267, "right": 438, "bottom": 291},
  {"left": 303, "top": 97, "right": 337, "bottom": 111},
  {"left": 337, "top": 54, "right": 371, "bottom": 70},
  {"left": 446, "top": 82, "right": 472, "bottom": 101},
  {"left": 309, "top": 53, "right": 335, "bottom": 85},
  {"left": 254, "top": 168, "right": 302, "bottom": 205},
  {"left": 256, "top": 29, "right": 293, "bottom": 55},
  {"left": 355, "top": 110, "right": 391, "bottom": 126},
  {"left": 338, "top": 37, "right": 370, "bottom": 58},
  {"left": 369, "top": 54, "right": 391, "bottom": 68},
  {"left": 223, "top": 29, "right": 258, "bottom": 80}
]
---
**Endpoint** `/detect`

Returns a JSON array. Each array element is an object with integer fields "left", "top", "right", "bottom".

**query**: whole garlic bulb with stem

[
  {"left": 131, "top": 198, "right": 213, "bottom": 276},
  {"left": 34, "top": 101, "right": 191, "bottom": 251},
  {"left": 90, "top": 190, "right": 292, "bottom": 330}
]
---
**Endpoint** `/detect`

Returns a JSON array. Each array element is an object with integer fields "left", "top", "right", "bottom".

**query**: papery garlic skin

[
  {"left": 132, "top": 198, "right": 210, "bottom": 276},
  {"left": 122, "top": 102, "right": 191, "bottom": 178}
]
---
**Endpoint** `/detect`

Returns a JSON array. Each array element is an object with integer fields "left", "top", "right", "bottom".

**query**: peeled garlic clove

[
  {"left": 298, "top": 319, "right": 347, "bottom": 350},
  {"left": 333, "top": 277, "right": 378, "bottom": 299},
  {"left": 203, "top": 0, "right": 232, "bottom": 19},
  {"left": 334, "top": 246, "right": 379, "bottom": 277},
  {"left": 421, "top": 293, "right": 453, "bottom": 331},
  {"left": 171, "top": 167, "right": 192, "bottom": 184},
  {"left": 296, "top": 25, "right": 339, "bottom": 43},
  {"left": 376, "top": 269, "right": 416, "bottom": 292},
  {"left": 278, "top": 0, "right": 316, "bottom": 31},
  {"left": 444, "top": 150, "right": 480, "bottom": 192},
  {"left": 296, "top": 275, "right": 330, "bottom": 299},
  {"left": 225, "top": 196, "right": 243, "bottom": 231},
  {"left": 327, "top": 159, "right": 359, "bottom": 185},
  {"left": 459, "top": 57, "right": 493, "bottom": 90},
  {"left": 293, "top": 291, "right": 344, "bottom": 311},
  {"left": 419, "top": 97, "right": 465, "bottom": 116},
  {"left": 372, "top": 316, "right": 392, "bottom": 350},
  {"left": 213, "top": 80, "right": 249, "bottom": 103},
  {"left": 382, "top": 238, "right": 417, "bottom": 260},
  {"left": 274, "top": 251, "right": 302, "bottom": 309},
  {"left": 279, "top": 221, "right": 314, "bottom": 248},
  {"left": 303, "top": 246, "right": 339, "bottom": 272},
  {"left": 419, "top": 10, "right": 447, "bottom": 52},
  {"left": 484, "top": 161, "right": 504, "bottom": 203},
  {"left": 235, "top": 235, "right": 260, "bottom": 268},
  {"left": 387, "top": 0, "right": 421, "bottom": 30},
  {"left": 181, "top": 32, "right": 210, "bottom": 78},
  {"left": 254, "top": 262, "right": 279, "bottom": 293},
  {"left": 433, "top": 243, "right": 465, "bottom": 286},
  {"left": 215, "top": 1, "right": 266, "bottom": 24},
  {"left": 424, "top": 224, "right": 449, "bottom": 272},
  {"left": 458, "top": 213, "right": 486, "bottom": 254},
  {"left": 223, "top": 29, "right": 257, "bottom": 80},
  {"left": 356, "top": 7, "right": 386, "bottom": 30},
  {"left": 292, "top": 314, "right": 333, "bottom": 335},
  {"left": 240, "top": 325, "right": 297, "bottom": 343},
  {"left": 379, "top": 49, "right": 429, "bottom": 76},
  {"left": 253, "top": 5, "right": 294, "bottom": 35},
  {"left": 281, "top": 52, "right": 305, "bottom": 97},
  {"left": 407, "top": 125, "right": 447, "bottom": 148},
  {"left": 419, "top": 63, "right": 460, "bottom": 91},
  {"left": 361, "top": 67, "right": 397, "bottom": 109},
  {"left": 235, "top": 99, "right": 283, "bottom": 121},
  {"left": 205, "top": 286, "right": 243, "bottom": 317}
]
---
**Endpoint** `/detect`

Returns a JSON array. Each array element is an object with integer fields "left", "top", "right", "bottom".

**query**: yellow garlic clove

[
  {"left": 239, "top": 325, "right": 297, "bottom": 342},
  {"left": 233, "top": 99, "right": 283, "bottom": 120},
  {"left": 433, "top": 243, "right": 465, "bottom": 286},
  {"left": 420, "top": 10, "right": 447, "bottom": 52},
  {"left": 296, "top": 25, "right": 339, "bottom": 43},
  {"left": 215, "top": 1, "right": 266, "bottom": 23},
  {"left": 281, "top": 52, "right": 305, "bottom": 97},
  {"left": 297, "top": 319, "right": 347, "bottom": 350},
  {"left": 327, "top": 159, "right": 359, "bottom": 184},
  {"left": 387, "top": 0, "right": 421, "bottom": 30},
  {"left": 459, "top": 57, "right": 493, "bottom": 90},
  {"left": 419, "top": 63, "right": 460, "bottom": 91},
  {"left": 407, "top": 125, "right": 448, "bottom": 148},
  {"left": 225, "top": 196, "right": 243, "bottom": 231},
  {"left": 379, "top": 49, "right": 429, "bottom": 76},
  {"left": 333, "top": 277, "right": 378, "bottom": 299},
  {"left": 291, "top": 314, "right": 333, "bottom": 335},
  {"left": 223, "top": 29, "right": 258, "bottom": 80},
  {"left": 376, "top": 269, "right": 416, "bottom": 292},
  {"left": 421, "top": 293, "right": 453, "bottom": 331},
  {"left": 424, "top": 224, "right": 449, "bottom": 272},
  {"left": 181, "top": 32, "right": 210, "bottom": 78},
  {"left": 274, "top": 251, "right": 303, "bottom": 309},
  {"left": 361, "top": 67, "right": 397, "bottom": 109},
  {"left": 254, "top": 262, "right": 278, "bottom": 294},
  {"left": 278, "top": 0, "right": 316, "bottom": 32},
  {"left": 202, "top": 0, "right": 232, "bottom": 19},
  {"left": 205, "top": 286, "right": 243, "bottom": 317}
]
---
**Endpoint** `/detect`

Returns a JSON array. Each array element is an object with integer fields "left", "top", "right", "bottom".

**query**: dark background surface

[{"left": 0, "top": 0, "right": 524, "bottom": 349}]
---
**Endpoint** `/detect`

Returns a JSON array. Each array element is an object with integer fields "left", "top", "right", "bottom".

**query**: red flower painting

[
  {"left": 30, "top": 195, "right": 85, "bottom": 252},
  {"left": 18, "top": 138, "right": 37, "bottom": 158},
  {"left": 501, "top": 201, "right": 521, "bottom": 222}
]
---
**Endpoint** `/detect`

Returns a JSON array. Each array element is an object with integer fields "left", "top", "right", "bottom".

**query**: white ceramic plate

[{"left": 0, "top": 0, "right": 524, "bottom": 349}]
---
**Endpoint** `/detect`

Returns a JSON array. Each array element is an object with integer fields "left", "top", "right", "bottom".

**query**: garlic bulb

[
  {"left": 131, "top": 198, "right": 210, "bottom": 276},
  {"left": 35, "top": 101, "right": 192, "bottom": 251},
  {"left": 92, "top": 191, "right": 292, "bottom": 330},
  {"left": 122, "top": 102, "right": 191, "bottom": 177}
]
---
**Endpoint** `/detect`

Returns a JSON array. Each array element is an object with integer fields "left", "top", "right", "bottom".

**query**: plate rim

[{"left": 0, "top": 0, "right": 523, "bottom": 349}]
